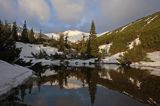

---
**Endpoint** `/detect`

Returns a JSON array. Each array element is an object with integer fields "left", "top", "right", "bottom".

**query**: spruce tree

[
  {"left": 21, "top": 20, "right": 29, "bottom": 43},
  {"left": 28, "top": 28, "right": 35, "bottom": 43},
  {"left": 87, "top": 20, "right": 99, "bottom": 58},
  {"left": 59, "top": 33, "right": 65, "bottom": 52},
  {"left": 37, "top": 29, "right": 43, "bottom": 43},
  {"left": 11, "top": 21, "right": 18, "bottom": 41},
  {"left": 80, "top": 35, "right": 87, "bottom": 56},
  {"left": 0, "top": 20, "right": 21, "bottom": 63},
  {"left": 0, "top": 19, "right": 3, "bottom": 35},
  {"left": 65, "top": 36, "right": 68, "bottom": 48}
]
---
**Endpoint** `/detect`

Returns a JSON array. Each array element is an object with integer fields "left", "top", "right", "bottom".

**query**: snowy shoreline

[{"left": 0, "top": 60, "right": 33, "bottom": 98}]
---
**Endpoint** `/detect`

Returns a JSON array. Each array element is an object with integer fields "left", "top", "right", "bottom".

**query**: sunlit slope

[{"left": 98, "top": 11, "right": 160, "bottom": 54}]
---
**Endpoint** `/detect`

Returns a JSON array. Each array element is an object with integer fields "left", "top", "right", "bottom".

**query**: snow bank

[
  {"left": 99, "top": 43, "right": 112, "bottom": 54},
  {"left": 0, "top": 60, "right": 32, "bottom": 96},
  {"left": 147, "top": 51, "right": 160, "bottom": 62},
  {"left": 64, "top": 59, "right": 96, "bottom": 68},
  {"left": 101, "top": 52, "right": 124, "bottom": 64},
  {"left": 16, "top": 42, "right": 58, "bottom": 59},
  {"left": 131, "top": 51, "right": 160, "bottom": 76}
]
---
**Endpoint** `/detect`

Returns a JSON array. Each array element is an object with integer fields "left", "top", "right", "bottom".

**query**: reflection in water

[{"left": 1, "top": 65, "right": 160, "bottom": 106}]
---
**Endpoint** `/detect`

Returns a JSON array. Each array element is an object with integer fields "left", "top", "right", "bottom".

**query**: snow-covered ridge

[
  {"left": 0, "top": 60, "right": 32, "bottom": 96},
  {"left": 46, "top": 30, "right": 89, "bottom": 43},
  {"left": 46, "top": 30, "right": 109, "bottom": 43}
]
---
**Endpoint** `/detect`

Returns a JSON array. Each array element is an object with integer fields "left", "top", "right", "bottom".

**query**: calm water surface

[{"left": 1, "top": 65, "right": 160, "bottom": 106}]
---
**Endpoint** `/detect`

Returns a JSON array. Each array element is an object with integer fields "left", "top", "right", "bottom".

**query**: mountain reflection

[{"left": 1, "top": 65, "right": 160, "bottom": 106}]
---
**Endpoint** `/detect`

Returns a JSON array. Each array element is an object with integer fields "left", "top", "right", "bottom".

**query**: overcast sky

[{"left": 0, "top": 0, "right": 160, "bottom": 33}]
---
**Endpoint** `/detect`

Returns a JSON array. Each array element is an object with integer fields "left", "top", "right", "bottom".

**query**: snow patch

[
  {"left": 16, "top": 42, "right": 58, "bottom": 59},
  {"left": 128, "top": 38, "right": 141, "bottom": 49},
  {"left": 147, "top": 51, "right": 160, "bottom": 62},
  {"left": 97, "top": 31, "right": 109, "bottom": 37},
  {"left": 101, "top": 52, "right": 124, "bottom": 64},
  {"left": 99, "top": 43, "right": 112, "bottom": 54},
  {"left": 120, "top": 24, "right": 131, "bottom": 32},
  {"left": 147, "top": 15, "right": 158, "bottom": 24},
  {"left": 0, "top": 60, "right": 32, "bottom": 96},
  {"left": 131, "top": 51, "right": 160, "bottom": 76}
]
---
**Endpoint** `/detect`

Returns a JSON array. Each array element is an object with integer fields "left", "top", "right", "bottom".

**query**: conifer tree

[
  {"left": 11, "top": 21, "right": 18, "bottom": 41},
  {"left": 0, "top": 19, "right": 3, "bottom": 35},
  {"left": 21, "top": 20, "right": 29, "bottom": 43},
  {"left": 59, "top": 33, "right": 65, "bottom": 52},
  {"left": 0, "top": 20, "right": 21, "bottom": 63},
  {"left": 28, "top": 28, "right": 35, "bottom": 43},
  {"left": 37, "top": 29, "right": 43, "bottom": 43},
  {"left": 80, "top": 35, "right": 87, "bottom": 56},
  {"left": 87, "top": 20, "right": 99, "bottom": 58},
  {"left": 65, "top": 36, "right": 68, "bottom": 48}
]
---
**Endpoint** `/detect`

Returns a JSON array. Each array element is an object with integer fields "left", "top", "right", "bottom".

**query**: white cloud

[
  {"left": 51, "top": 0, "right": 85, "bottom": 23},
  {"left": 18, "top": 0, "right": 51, "bottom": 21},
  {"left": 0, "top": 0, "right": 51, "bottom": 22}
]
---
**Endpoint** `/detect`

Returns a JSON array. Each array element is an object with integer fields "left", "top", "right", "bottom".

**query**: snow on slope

[
  {"left": 99, "top": 43, "right": 112, "bottom": 54},
  {"left": 16, "top": 42, "right": 59, "bottom": 59},
  {"left": 0, "top": 60, "right": 32, "bottom": 96},
  {"left": 120, "top": 24, "right": 131, "bottom": 32},
  {"left": 46, "top": 30, "right": 109, "bottom": 43},
  {"left": 46, "top": 30, "right": 89, "bottom": 43},
  {"left": 63, "top": 30, "right": 89, "bottom": 43},
  {"left": 45, "top": 33, "right": 60, "bottom": 40},
  {"left": 128, "top": 38, "right": 141, "bottom": 49},
  {"left": 147, "top": 15, "right": 158, "bottom": 24},
  {"left": 97, "top": 31, "right": 109, "bottom": 37},
  {"left": 101, "top": 52, "right": 124, "bottom": 64}
]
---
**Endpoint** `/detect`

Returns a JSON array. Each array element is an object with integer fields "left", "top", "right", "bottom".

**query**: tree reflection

[{"left": 2, "top": 66, "right": 160, "bottom": 106}]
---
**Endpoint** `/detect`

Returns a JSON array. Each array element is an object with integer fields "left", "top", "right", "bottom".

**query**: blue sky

[{"left": 0, "top": 0, "right": 160, "bottom": 33}]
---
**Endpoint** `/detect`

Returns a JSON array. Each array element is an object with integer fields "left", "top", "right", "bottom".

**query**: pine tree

[
  {"left": 21, "top": 20, "right": 29, "bottom": 43},
  {"left": 0, "top": 20, "right": 21, "bottom": 63},
  {"left": 80, "top": 35, "right": 87, "bottom": 56},
  {"left": 37, "top": 29, "right": 43, "bottom": 43},
  {"left": 11, "top": 21, "right": 18, "bottom": 41},
  {"left": 87, "top": 20, "right": 99, "bottom": 58},
  {"left": 0, "top": 19, "right": 3, "bottom": 36},
  {"left": 59, "top": 33, "right": 65, "bottom": 52},
  {"left": 4, "top": 20, "right": 12, "bottom": 39},
  {"left": 28, "top": 28, "right": 35, "bottom": 43},
  {"left": 65, "top": 36, "right": 69, "bottom": 48}
]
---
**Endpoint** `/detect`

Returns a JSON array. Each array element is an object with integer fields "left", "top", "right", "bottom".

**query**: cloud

[
  {"left": 18, "top": 0, "right": 51, "bottom": 21},
  {"left": 51, "top": 0, "right": 85, "bottom": 23},
  {"left": 0, "top": 0, "right": 160, "bottom": 33},
  {"left": 0, "top": 0, "right": 51, "bottom": 22}
]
